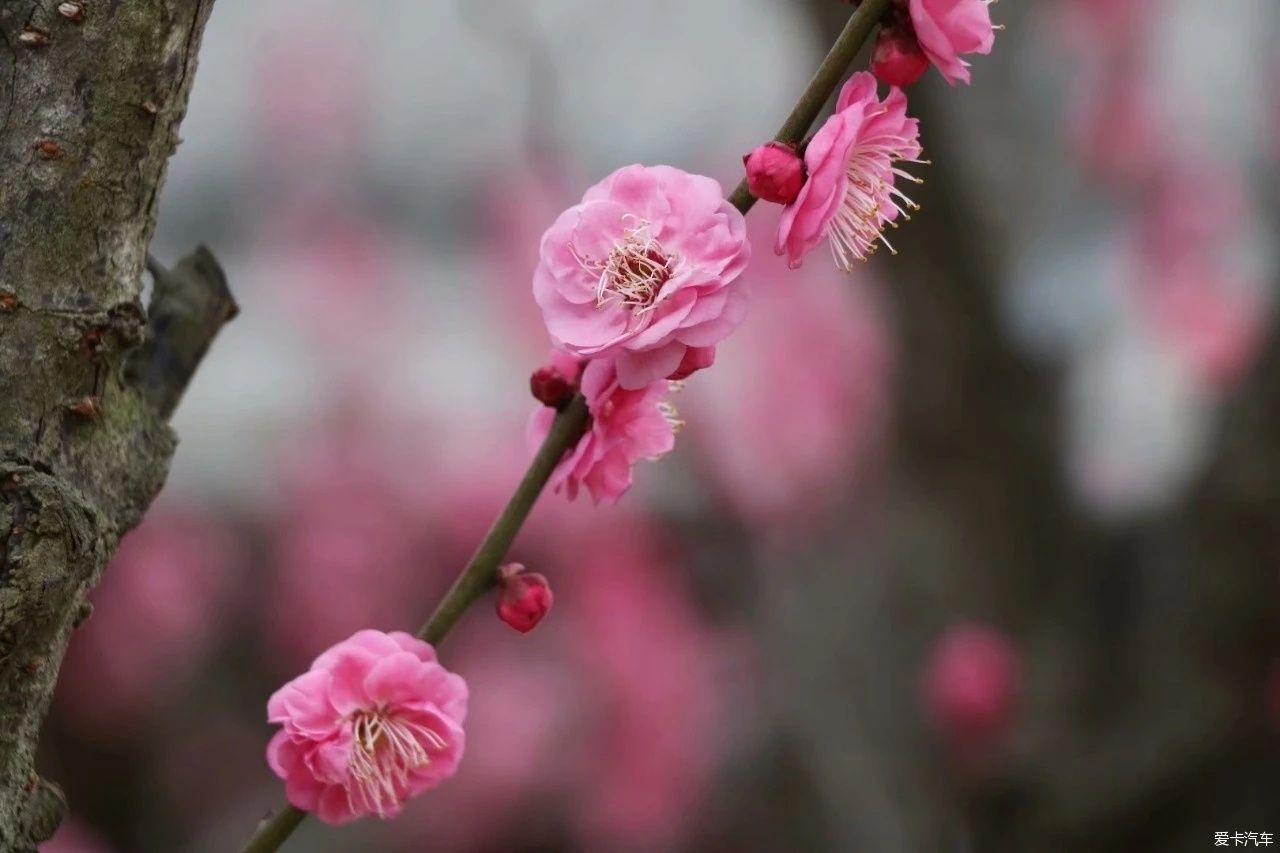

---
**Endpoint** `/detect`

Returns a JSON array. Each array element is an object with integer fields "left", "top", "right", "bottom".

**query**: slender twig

[
  {"left": 417, "top": 394, "right": 590, "bottom": 644},
  {"left": 240, "top": 399, "right": 590, "bottom": 853},
  {"left": 726, "top": 0, "right": 892, "bottom": 213},
  {"left": 238, "top": 2, "right": 890, "bottom": 850}
]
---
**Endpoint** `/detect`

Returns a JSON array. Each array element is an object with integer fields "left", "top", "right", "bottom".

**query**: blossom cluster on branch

[{"left": 258, "top": 0, "right": 998, "bottom": 844}]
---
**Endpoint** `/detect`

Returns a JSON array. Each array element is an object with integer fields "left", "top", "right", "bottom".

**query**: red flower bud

[
  {"left": 743, "top": 141, "right": 806, "bottom": 206},
  {"left": 530, "top": 365, "right": 574, "bottom": 408},
  {"left": 871, "top": 27, "right": 930, "bottom": 88},
  {"left": 496, "top": 564, "right": 553, "bottom": 633}
]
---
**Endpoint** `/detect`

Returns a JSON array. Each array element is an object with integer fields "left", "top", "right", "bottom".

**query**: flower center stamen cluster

[
  {"left": 347, "top": 708, "right": 446, "bottom": 817},
  {"left": 574, "top": 217, "right": 675, "bottom": 315},
  {"left": 828, "top": 129, "right": 926, "bottom": 271}
]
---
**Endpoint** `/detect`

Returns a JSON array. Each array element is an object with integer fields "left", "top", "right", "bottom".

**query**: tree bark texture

[{"left": 0, "top": 2, "right": 221, "bottom": 848}]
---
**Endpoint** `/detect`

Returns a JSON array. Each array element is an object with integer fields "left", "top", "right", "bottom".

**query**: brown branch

[{"left": 239, "top": 2, "right": 895, "bottom": 850}]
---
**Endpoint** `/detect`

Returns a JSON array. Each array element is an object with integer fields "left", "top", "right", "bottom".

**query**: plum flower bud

[
  {"left": 872, "top": 27, "right": 931, "bottom": 87},
  {"left": 743, "top": 142, "right": 806, "bottom": 205},
  {"left": 530, "top": 350, "right": 583, "bottom": 408},
  {"left": 266, "top": 630, "right": 467, "bottom": 824},
  {"left": 496, "top": 563, "right": 553, "bottom": 633},
  {"left": 530, "top": 367, "right": 574, "bottom": 407}
]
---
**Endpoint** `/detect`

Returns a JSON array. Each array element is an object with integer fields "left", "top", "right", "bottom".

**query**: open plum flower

[
  {"left": 909, "top": 0, "right": 997, "bottom": 86},
  {"left": 267, "top": 630, "right": 468, "bottom": 824},
  {"left": 528, "top": 357, "right": 679, "bottom": 505},
  {"left": 776, "top": 72, "right": 922, "bottom": 271},
  {"left": 533, "top": 164, "right": 751, "bottom": 389}
]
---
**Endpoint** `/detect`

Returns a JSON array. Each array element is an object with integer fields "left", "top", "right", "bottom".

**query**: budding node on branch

[
  {"left": 57, "top": 2, "right": 85, "bottom": 22},
  {"left": 496, "top": 563, "right": 553, "bottom": 633},
  {"left": 18, "top": 28, "right": 50, "bottom": 47},
  {"left": 67, "top": 396, "right": 102, "bottom": 419},
  {"left": 530, "top": 365, "right": 575, "bottom": 409}
]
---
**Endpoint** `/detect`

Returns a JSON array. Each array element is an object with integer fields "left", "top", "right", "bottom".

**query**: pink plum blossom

[
  {"left": 533, "top": 164, "right": 751, "bottom": 389},
  {"left": 266, "top": 629, "right": 468, "bottom": 824},
  {"left": 776, "top": 72, "right": 922, "bottom": 271},
  {"left": 527, "top": 358, "right": 679, "bottom": 505},
  {"left": 908, "top": 0, "right": 997, "bottom": 85}
]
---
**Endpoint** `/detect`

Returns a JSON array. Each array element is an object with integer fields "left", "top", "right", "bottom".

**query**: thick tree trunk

[{"left": 0, "top": 2, "right": 222, "bottom": 848}]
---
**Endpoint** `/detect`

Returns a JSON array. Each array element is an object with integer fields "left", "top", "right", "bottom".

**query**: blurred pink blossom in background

[
  {"left": 920, "top": 622, "right": 1021, "bottom": 765},
  {"left": 565, "top": 522, "right": 727, "bottom": 851},
  {"left": 266, "top": 405, "right": 439, "bottom": 668},
  {"left": 39, "top": 820, "right": 113, "bottom": 853},
  {"left": 689, "top": 214, "right": 892, "bottom": 532},
  {"left": 56, "top": 506, "right": 240, "bottom": 740}
]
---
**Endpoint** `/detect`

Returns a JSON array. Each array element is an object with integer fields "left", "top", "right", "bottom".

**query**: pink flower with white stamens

[
  {"left": 266, "top": 629, "right": 467, "bottom": 824},
  {"left": 776, "top": 72, "right": 923, "bottom": 271},
  {"left": 533, "top": 164, "right": 751, "bottom": 389},
  {"left": 527, "top": 358, "right": 679, "bottom": 505},
  {"left": 908, "top": 0, "right": 997, "bottom": 86}
]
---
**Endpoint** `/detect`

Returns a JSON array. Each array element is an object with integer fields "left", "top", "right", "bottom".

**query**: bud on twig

[
  {"left": 496, "top": 563, "right": 553, "bottom": 633},
  {"left": 743, "top": 141, "right": 806, "bottom": 205},
  {"left": 530, "top": 351, "right": 583, "bottom": 408},
  {"left": 530, "top": 365, "right": 574, "bottom": 408},
  {"left": 871, "top": 26, "right": 930, "bottom": 87}
]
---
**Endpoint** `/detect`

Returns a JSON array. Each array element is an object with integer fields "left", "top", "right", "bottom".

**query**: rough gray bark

[{"left": 0, "top": 2, "right": 222, "bottom": 849}]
